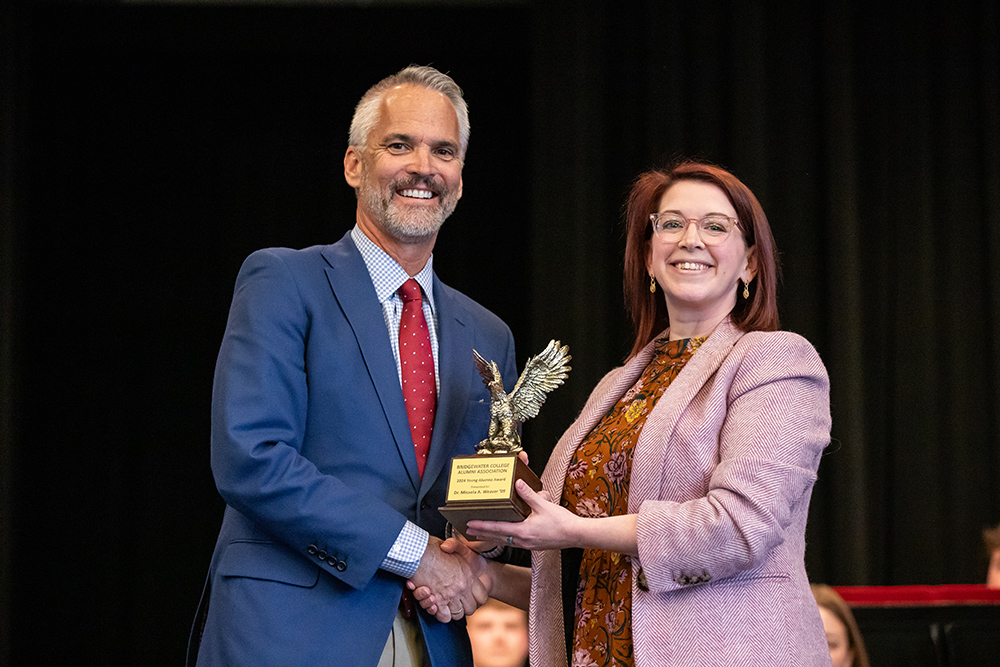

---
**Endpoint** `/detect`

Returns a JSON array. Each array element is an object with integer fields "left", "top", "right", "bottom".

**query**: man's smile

[{"left": 397, "top": 188, "right": 436, "bottom": 200}]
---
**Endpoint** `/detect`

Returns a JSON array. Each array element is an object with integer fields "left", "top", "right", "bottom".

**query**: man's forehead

[
  {"left": 383, "top": 83, "right": 448, "bottom": 106},
  {"left": 373, "top": 84, "right": 460, "bottom": 140}
]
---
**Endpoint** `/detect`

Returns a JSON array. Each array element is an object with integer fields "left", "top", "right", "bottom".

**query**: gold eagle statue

[{"left": 473, "top": 340, "right": 571, "bottom": 454}]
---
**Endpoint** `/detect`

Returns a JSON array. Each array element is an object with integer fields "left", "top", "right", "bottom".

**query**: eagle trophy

[{"left": 473, "top": 340, "right": 571, "bottom": 454}]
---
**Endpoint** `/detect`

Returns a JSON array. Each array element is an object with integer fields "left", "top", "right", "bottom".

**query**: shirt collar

[{"left": 351, "top": 225, "right": 436, "bottom": 311}]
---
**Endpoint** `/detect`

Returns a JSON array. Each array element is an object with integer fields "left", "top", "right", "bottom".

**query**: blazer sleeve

[
  {"left": 634, "top": 331, "right": 831, "bottom": 592},
  {"left": 210, "top": 249, "right": 406, "bottom": 591}
]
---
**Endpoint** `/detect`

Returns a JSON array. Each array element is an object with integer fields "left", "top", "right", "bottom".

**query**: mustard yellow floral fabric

[{"left": 561, "top": 336, "right": 703, "bottom": 667}]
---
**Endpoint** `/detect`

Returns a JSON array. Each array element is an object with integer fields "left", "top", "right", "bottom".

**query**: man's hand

[
  {"left": 409, "top": 537, "right": 494, "bottom": 619},
  {"left": 406, "top": 535, "right": 488, "bottom": 623}
]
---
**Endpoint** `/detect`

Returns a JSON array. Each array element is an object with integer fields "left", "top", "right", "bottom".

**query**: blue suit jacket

[{"left": 190, "top": 231, "right": 517, "bottom": 666}]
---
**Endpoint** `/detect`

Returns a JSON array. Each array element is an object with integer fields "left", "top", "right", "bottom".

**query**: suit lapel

[
  {"left": 419, "top": 278, "right": 472, "bottom": 499},
  {"left": 321, "top": 235, "right": 422, "bottom": 492},
  {"left": 629, "top": 319, "right": 744, "bottom": 509}
]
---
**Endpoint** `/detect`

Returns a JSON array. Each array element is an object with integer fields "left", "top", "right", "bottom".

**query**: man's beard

[{"left": 359, "top": 170, "right": 459, "bottom": 240}]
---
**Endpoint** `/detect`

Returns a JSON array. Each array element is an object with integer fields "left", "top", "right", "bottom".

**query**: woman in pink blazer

[{"left": 417, "top": 162, "right": 832, "bottom": 666}]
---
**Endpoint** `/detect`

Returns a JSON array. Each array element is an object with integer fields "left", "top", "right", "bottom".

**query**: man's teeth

[
  {"left": 399, "top": 189, "right": 433, "bottom": 199},
  {"left": 675, "top": 262, "right": 708, "bottom": 270}
]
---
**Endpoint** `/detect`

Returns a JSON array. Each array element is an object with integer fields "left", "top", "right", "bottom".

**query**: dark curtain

[
  {"left": 526, "top": 0, "right": 1000, "bottom": 589},
  {"left": 2, "top": 0, "right": 998, "bottom": 663}
]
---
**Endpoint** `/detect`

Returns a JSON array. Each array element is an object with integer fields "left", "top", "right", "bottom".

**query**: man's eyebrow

[
  {"left": 379, "top": 133, "right": 459, "bottom": 151},
  {"left": 379, "top": 133, "right": 415, "bottom": 145}
]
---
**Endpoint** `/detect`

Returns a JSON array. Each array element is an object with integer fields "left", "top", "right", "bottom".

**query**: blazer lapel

[
  {"left": 540, "top": 345, "right": 656, "bottom": 504},
  {"left": 533, "top": 339, "right": 655, "bottom": 667},
  {"left": 418, "top": 278, "right": 473, "bottom": 499},
  {"left": 321, "top": 235, "right": 421, "bottom": 492},
  {"left": 629, "top": 319, "right": 745, "bottom": 509}
]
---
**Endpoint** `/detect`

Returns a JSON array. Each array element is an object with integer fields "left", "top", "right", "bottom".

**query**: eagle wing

[
  {"left": 509, "top": 340, "right": 572, "bottom": 423},
  {"left": 473, "top": 348, "right": 502, "bottom": 388}
]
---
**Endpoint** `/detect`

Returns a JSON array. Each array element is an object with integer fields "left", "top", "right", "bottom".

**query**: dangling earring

[
  {"left": 742, "top": 280, "right": 750, "bottom": 299},
  {"left": 649, "top": 274, "right": 657, "bottom": 293}
]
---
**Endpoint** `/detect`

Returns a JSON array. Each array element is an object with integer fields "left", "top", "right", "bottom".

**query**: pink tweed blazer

[{"left": 529, "top": 319, "right": 833, "bottom": 667}]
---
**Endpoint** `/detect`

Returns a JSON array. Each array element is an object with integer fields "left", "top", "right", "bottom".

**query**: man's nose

[{"left": 407, "top": 147, "right": 433, "bottom": 174}]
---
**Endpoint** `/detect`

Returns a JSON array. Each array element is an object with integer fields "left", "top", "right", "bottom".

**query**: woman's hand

[{"left": 466, "top": 479, "right": 582, "bottom": 551}]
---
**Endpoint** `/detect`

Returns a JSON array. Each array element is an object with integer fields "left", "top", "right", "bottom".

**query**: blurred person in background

[
  {"left": 467, "top": 599, "right": 528, "bottom": 667},
  {"left": 984, "top": 522, "right": 1000, "bottom": 589},
  {"left": 811, "top": 584, "right": 870, "bottom": 667}
]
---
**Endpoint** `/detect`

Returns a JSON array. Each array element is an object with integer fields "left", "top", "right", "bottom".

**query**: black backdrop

[{"left": 2, "top": 0, "right": 999, "bottom": 663}]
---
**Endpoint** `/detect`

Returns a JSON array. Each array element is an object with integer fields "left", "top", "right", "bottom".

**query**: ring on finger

[{"left": 506, "top": 535, "right": 514, "bottom": 546}]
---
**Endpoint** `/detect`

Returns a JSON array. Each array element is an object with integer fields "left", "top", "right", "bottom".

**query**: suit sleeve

[
  {"left": 210, "top": 249, "right": 406, "bottom": 590},
  {"left": 634, "top": 332, "right": 830, "bottom": 592}
]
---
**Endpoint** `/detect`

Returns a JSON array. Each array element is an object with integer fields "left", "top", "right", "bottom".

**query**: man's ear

[{"left": 344, "top": 146, "right": 362, "bottom": 188}]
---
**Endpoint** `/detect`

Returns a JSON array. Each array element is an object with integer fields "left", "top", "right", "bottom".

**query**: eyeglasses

[{"left": 649, "top": 213, "right": 739, "bottom": 246}]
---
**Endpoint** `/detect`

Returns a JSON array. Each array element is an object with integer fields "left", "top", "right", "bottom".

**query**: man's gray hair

[{"left": 349, "top": 65, "right": 470, "bottom": 159}]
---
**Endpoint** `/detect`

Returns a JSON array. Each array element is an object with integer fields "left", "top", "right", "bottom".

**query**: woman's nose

[{"left": 678, "top": 221, "right": 705, "bottom": 248}]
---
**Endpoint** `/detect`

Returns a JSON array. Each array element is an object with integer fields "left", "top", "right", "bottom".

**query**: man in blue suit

[{"left": 187, "top": 65, "right": 517, "bottom": 666}]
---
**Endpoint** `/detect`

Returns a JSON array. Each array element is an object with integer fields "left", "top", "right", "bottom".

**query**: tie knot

[{"left": 398, "top": 279, "right": 423, "bottom": 304}]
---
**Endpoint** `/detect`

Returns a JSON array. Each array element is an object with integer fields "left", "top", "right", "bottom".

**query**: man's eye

[
  {"left": 435, "top": 148, "right": 456, "bottom": 160},
  {"left": 386, "top": 142, "right": 408, "bottom": 153}
]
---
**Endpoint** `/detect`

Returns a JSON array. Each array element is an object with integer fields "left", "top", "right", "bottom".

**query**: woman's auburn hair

[{"left": 623, "top": 161, "right": 781, "bottom": 359}]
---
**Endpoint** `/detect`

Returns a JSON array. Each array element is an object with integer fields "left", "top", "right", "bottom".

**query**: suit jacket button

[
  {"left": 420, "top": 499, "right": 429, "bottom": 509},
  {"left": 636, "top": 568, "right": 649, "bottom": 591},
  {"left": 317, "top": 549, "right": 328, "bottom": 561},
  {"left": 336, "top": 561, "right": 347, "bottom": 572},
  {"left": 326, "top": 557, "right": 337, "bottom": 567},
  {"left": 307, "top": 544, "right": 318, "bottom": 556}
]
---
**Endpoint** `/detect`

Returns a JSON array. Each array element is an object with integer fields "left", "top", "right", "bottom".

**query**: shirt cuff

[{"left": 380, "top": 521, "right": 429, "bottom": 578}]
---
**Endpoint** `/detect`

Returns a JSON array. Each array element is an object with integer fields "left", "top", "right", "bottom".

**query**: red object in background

[{"left": 835, "top": 584, "right": 1000, "bottom": 607}]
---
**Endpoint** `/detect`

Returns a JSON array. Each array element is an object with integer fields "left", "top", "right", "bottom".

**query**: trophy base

[{"left": 438, "top": 453, "right": 542, "bottom": 539}]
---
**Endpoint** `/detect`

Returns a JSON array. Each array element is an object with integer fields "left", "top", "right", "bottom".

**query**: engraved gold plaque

[{"left": 438, "top": 454, "right": 543, "bottom": 538}]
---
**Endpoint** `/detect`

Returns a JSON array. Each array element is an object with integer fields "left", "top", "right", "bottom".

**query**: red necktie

[{"left": 398, "top": 279, "right": 436, "bottom": 477}]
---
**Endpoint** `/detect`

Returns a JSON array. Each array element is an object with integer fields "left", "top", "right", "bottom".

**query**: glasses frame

[{"left": 649, "top": 213, "right": 740, "bottom": 246}]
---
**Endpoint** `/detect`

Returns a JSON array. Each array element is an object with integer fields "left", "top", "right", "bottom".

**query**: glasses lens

[
  {"left": 652, "top": 214, "right": 686, "bottom": 235},
  {"left": 700, "top": 215, "right": 734, "bottom": 239}
]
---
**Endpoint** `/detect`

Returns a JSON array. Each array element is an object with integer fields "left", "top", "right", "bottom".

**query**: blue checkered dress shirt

[{"left": 351, "top": 226, "right": 437, "bottom": 577}]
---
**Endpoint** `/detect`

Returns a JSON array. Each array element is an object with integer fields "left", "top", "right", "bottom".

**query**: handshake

[
  {"left": 405, "top": 464, "right": 563, "bottom": 623},
  {"left": 405, "top": 534, "right": 496, "bottom": 623}
]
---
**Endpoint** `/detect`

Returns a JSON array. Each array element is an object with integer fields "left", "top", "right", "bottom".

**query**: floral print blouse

[{"left": 561, "top": 336, "right": 704, "bottom": 667}]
